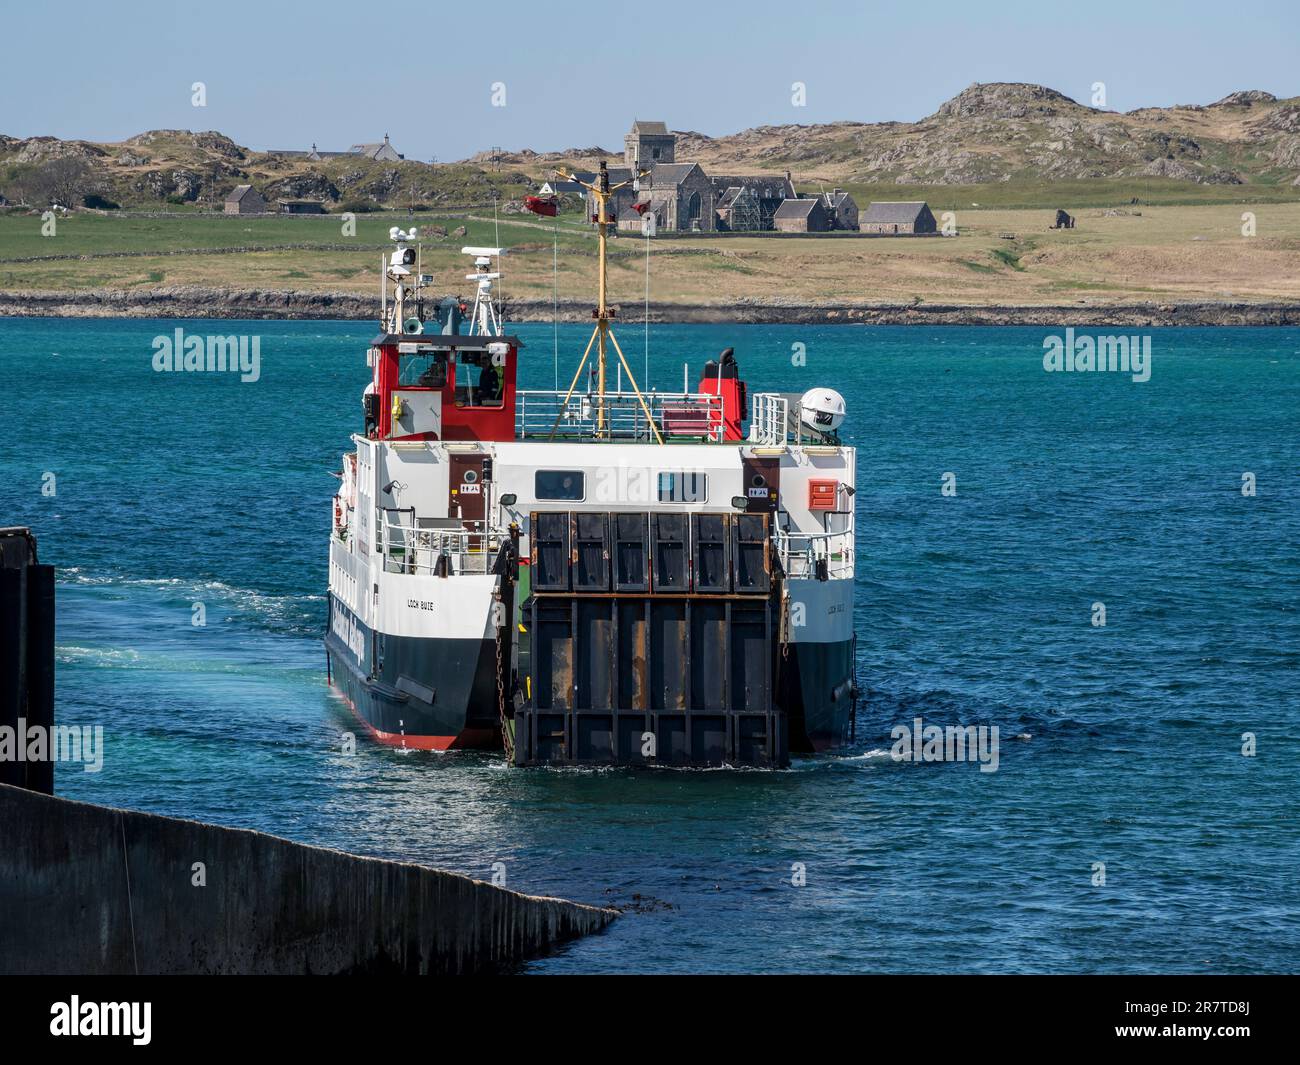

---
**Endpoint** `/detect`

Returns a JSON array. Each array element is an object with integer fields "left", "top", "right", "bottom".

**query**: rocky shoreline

[{"left": 2, "top": 287, "right": 1299, "bottom": 326}]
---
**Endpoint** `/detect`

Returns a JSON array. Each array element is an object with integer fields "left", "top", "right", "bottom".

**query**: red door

[
  {"left": 741, "top": 456, "right": 780, "bottom": 514},
  {"left": 449, "top": 455, "right": 486, "bottom": 528}
]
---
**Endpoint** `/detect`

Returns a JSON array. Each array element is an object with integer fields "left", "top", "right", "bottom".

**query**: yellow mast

[{"left": 552, "top": 161, "right": 663, "bottom": 445}]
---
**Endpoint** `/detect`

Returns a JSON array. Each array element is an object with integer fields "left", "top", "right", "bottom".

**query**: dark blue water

[{"left": 3, "top": 318, "right": 1297, "bottom": 973}]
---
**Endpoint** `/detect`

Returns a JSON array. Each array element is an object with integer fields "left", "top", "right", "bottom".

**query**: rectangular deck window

[
  {"left": 535, "top": 470, "right": 585, "bottom": 501},
  {"left": 398, "top": 352, "right": 448, "bottom": 388},
  {"left": 454, "top": 352, "right": 505, "bottom": 408},
  {"left": 657, "top": 472, "right": 708, "bottom": 504}
]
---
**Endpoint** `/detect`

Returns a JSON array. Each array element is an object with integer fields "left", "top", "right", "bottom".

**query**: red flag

[
  {"left": 632, "top": 201, "right": 650, "bottom": 215},
  {"left": 525, "top": 195, "right": 558, "bottom": 217}
]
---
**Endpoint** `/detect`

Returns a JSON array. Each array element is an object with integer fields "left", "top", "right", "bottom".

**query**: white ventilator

[
  {"left": 463, "top": 246, "right": 507, "bottom": 336},
  {"left": 800, "top": 387, "right": 847, "bottom": 435}
]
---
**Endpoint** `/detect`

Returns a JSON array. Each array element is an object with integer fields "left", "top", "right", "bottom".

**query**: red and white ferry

[{"left": 325, "top": 163, "right": 856, "bottom": 767}]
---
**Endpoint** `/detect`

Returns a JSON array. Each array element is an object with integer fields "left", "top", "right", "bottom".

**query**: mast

[
  {"left": 595, "top": 163, "right": 610, "bottom": 419},
  {"left": 552, "top": 160, "right": 663, "bottom": 444}
]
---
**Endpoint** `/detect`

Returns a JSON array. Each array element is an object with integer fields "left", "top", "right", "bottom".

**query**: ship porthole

[
  {"left": 751, "top": 474, "right": 766, "bottom": 488},
  {"left": 464, "top": 470, "right": 479, "bottom": 483}
]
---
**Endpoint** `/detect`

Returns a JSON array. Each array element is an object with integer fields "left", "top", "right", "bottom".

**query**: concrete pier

[
  {"left": 0, "top": 528, "right": 55, "bottom": 794},
  {"left": 0, "top": 782, "right": 615, "bottom": 974},
  {"left": 1, "top": 525, "right": 612, "bottom": 973}
]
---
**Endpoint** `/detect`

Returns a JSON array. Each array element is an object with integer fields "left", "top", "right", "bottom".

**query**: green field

[
  {"left": 3, "top": 196, "right": 1299, "bottom": 308},
  {"left": 0, "top": 209, "right": 596, "bottom": 261}
]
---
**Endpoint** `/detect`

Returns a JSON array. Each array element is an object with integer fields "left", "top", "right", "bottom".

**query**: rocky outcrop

[
  {"left": 1257, "top": 104, "right": 1300, "bottom": 133},
  {"left": 934, "top": 82, "right": 1086, "bottom": 120},
  {"left": 540, "top": 83, "right": 1300, "bottom": 188},
  {"left": 12, "top": 137, "right": 107, "bottom": 163},
  {"left": 4, "top": 85, "right": 1300, "bottom": 210},
  {"left": 264, "top": 171, "right": 340, "bottom": 202},
  {"left": 122, "top": 129, "right": 244, "bottom": 159},
  {"left": 137, "top": 167, "right": 205, "bottom": 202},
  {"left": 1211, "top": 90, "right": 1278, "bottom": 107}
]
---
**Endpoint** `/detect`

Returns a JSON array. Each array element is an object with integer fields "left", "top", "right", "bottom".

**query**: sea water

[{"left": 2, "top": 318, "right": 1296, "bottom": 973}]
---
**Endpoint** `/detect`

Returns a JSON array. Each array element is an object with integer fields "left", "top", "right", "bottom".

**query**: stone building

[
  {"left": 773, "top": 197, "right": 831, "bottom": 232},
  {"left": 350, "top": 134, "right": 403, "bottom": 162},
  {"left": 710, "top": 172, "right": 795, "bottom": 230},
  {"left": 822, "top": 188, "right": 859, "bottom": 230},
  {"left": 859, "top": 201, "right": 937, "bottom": 235},
  {"left": 616, "top": 206, "right": 648, "bottom": 233},
  {"left": 573, "top": 166, "right": 635, "bottom": 221},
  {"left": 578, "top": 160, "right": 716, "bottom": 232},
  {"left": 268, "top": 134, "right": 403, "bottom": 162},
  {"left": 624, "top": 120, "right": 676, "bottom": 168},
  {"left": 278, "top": 198, "right": 327, "bottom": 215},
  {"left": 716, "top": 186, "right": 761, "bottom": 231},
  {"left": 643, "top": 163, "right": 715, "bottom": 232},
  {"left": 224, "top": 184, "right": 267, "bottom": 215},
  {"left": 581, "top": 123, "right": 812, "bottom": 235}
]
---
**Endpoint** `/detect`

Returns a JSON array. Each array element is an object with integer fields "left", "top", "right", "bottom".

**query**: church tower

[{"left": 624, "top": 120, "right": 676, "bottom": 168}]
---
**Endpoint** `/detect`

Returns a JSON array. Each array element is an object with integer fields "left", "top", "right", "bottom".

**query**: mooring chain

[{"left": 494, "top": 591, "right": 512, "bottom": 761}]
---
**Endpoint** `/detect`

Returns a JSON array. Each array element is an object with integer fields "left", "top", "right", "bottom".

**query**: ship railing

[
  {"left": 515, "top": 389, "right": 724, "bottom": 442},
  {"left": 774, "top": 525, "right": 855, "bottom": 579},
  {"left": 380, "top": 510, "right": 505, "bottom": 576},
  {"left": 749, "top": 392, "right": 790, "bottom": 445}
]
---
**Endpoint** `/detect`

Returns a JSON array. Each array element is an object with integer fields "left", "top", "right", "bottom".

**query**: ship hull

[
  {"left": 324, "top": 593, "right": 500, "bottom": 750},
  {"left": 326, "top": 593, "right": 853, "bottom": 755},
  {"left": 783, "top": 638, "right": 856, "bottom": 751}
]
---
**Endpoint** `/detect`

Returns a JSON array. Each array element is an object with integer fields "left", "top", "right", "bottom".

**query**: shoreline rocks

[{"left": 2, "top": 288, "right": 1298, "bottom": 326}]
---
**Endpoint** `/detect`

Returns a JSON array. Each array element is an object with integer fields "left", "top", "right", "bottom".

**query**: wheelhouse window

[
  {"left": 535, "top": 470, "right": 585, "bottom": 501},
  {"left": 658, "top": 472, "right": 707, "bottom": 503},
  {"left": 398, "top": 351, "right": 448, "bottom": 388},
  {"left": 454, "top": 351, "right": 505, "bottom": 409}
]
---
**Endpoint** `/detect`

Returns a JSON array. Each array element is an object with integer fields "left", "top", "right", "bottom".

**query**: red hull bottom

[{"left": 333, "top": 686, "right": 499, "bottom": 751}]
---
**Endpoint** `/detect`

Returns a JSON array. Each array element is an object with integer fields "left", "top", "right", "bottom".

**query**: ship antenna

[
  {"left": 549, "top": 160, "right": 663, "bottom": 444},
  {"left": 462, "top": 246, "right": 507, "bottom": 336},
  {"left": 492, "top": 192, "right": 503, "bottom": 322}
]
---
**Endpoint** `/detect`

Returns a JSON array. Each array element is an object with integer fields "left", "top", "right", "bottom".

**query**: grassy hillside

[
  {"left": 4, "top": 81, "right": 1299, "bottom": 309},
  {"left": 487, "top": 84, "right": 1300, "bottom": 208},
  {"left": 0, "top": 210, "right": 590, "bottom": 260},
  {"left": 0, "top": 130, "right": 532, "bottom": 212},
  {"left": 4, "top": 83, "right": 1299, "bottom": 217},
  {"left": 5, "top": 202, "right": 1298, "bottom": 308}
]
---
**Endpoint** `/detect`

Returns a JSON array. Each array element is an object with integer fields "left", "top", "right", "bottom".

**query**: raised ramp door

[{"left": 513, "top": 510, "right": 787, "bottom": 768}]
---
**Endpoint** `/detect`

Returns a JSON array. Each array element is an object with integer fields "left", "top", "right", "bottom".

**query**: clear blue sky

[{"left": 3, "top": 0, "right": 1295, "bottom": 161}]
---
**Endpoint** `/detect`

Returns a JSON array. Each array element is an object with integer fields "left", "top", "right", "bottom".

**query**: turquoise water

[{"left": 2, "top": 318, "right": 1297, "bottom": 973}]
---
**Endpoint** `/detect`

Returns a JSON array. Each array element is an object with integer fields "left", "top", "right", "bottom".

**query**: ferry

[{"left": 325, "top": 162, "right": 857, "bottom": 767}]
